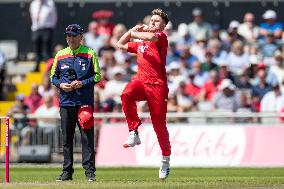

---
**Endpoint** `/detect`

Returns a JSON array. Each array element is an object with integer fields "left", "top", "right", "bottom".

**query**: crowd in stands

[
  {"left": 79, "top": 7, "right": 284, "bottom": 118},
  {"left": 4, "top": 1, "right": 284, "bottom": 141}
]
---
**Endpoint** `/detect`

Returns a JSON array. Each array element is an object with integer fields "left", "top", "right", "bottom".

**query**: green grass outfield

[{"left": 1, "top": 166, "right": 284, "bottom": 189}]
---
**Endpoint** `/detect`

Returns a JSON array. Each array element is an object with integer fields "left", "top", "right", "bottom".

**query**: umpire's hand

[
  {"left": 70, "top": 80, "right": 83, "bottom": 89},
  {"left": 60, "top": 83, "right": 73, "bottom": 92}
]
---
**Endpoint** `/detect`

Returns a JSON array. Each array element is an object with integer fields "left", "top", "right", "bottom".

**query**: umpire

[{"left": 50, "top": 24, "right": 101, "bottom": 182}]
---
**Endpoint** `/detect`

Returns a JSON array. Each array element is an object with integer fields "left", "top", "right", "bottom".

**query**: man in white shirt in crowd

[
  {"left": 226, "top": 40, "right": 249, "bottom": 75},
  {"left": 188, "top": 7, "right": 212, "bottom": 41},
  {"left": 29, "top": 0, "right": 57, "bottom": 72},
  {"left": 269, "top": 51, "right": 284, "bottom": 88},
  {"left": 83, "top": 21, "right": 106, "bottom": 53},
  {"left": 102, "top": 66, "right": 128, "bottom": 104},
  {"left": 33, "top": 94, "right": 59, "bottom": 143},
  {"left": 261, "top": 82, "right": 284, "bottom": 112},
  {"left": 238, "top": 12, "right": 259, "bottom": 43}
]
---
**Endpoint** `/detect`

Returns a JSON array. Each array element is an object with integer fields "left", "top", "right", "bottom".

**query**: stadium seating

[
  {"left": 25, "top": 72, "right": 43, "bottom": 84},
  {"left": 0, "top": 101, "right": 14, "bottom": 116},
  {"left": 3, "top": 62, "right": 45, "bottom": 115}
]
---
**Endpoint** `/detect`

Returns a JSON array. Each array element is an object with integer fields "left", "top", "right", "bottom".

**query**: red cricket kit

[{"left": 121, "top": 31, "right": 171, "bottom": 156}]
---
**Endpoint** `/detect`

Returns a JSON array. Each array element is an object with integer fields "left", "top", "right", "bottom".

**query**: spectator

[
  {"left": 201, "top": 50, "right": 219, "bottom": 72},
  {"left": 110, "top": 24, "right": 127, "bottom": 48},
  {"left": 167, "top": 94, "right": 181, "bottom": 122},
  {"left": 226, "top": 40, "right": 249, "bottom": 75},
  {"left": 102, "top": 66, "right": 127, "bottom": 104},
  {"left": 167, "top": 62, "right": 186, "bottom": 95},
  {"left": 8, "top": 94, "right": 30, "bottom": 128},
  {"left": 167, "top": 94, "right": 179, "bottom": 112},
  {"left": 210, "top": 24, "right": 221, "bottom": 41},
  {"left": 38, "top": 74, "right": 53, "bottom": 97},
  {"left": 251, "top": 62, "right": 277, "bottom": 86},
  {"left": 166, "top": 42, "right": 180, "bottom": 65},
  {"left": 227, "top": 20, "right": 244, "bottom": 45},
  {"left": 235, "top": 70, "right": 252, "bottom": 90},
  {"left": 29, "top": 0, "right": 57, "bottom": 72},
  {"left": 235, "top": 91, "right": 253, "bottom": 123},
  {"left": 191, "top": 60, "right": 209, "bottom": 87},
  {"left": 188, "top": 7, "right": 212, "bottom": 41},
  {"left": 33, "top": 95, "right": 59, "bottom": 144},
  {"left": 92, "top": 10, "right": 115, "bottom": 37},
  {"left": 218, "top": 61, "right": 235, "bottom": 83},
  {"left": 269, "top": 51, "right": 284, "bottom": 87},
  {"left": 199, "top": 70, "right": 220, "bottom": 101},
  {"left": 44, "top": 44, "right": 64, "bottom": 76},
  {"left": 100, "top": 49, "right": 117, "bottom": 69},
  {"left": 179, "top": 55, "right": 192, "bottom": 77},
  {"left": 248, "top": 45, "right": 261, "bottom": 70},
  {"left": 101, "top": 97, "right": 116, "bottom": 112},
  {"left": 207, "top": 39, "right": 228, "bottom": 65},
  {"left": 24, "top": 83, "right": 43, "bottom": 113},
  {"left": 122, "top": 57, "right": 138, "bottom": 81},
  {"left": 84, "top": 21, "right": 106, "bottom": 53},
  {"left": 260, "top": 82, "right": 284, "bottom": 112},
  {"left": 176, "top": 81, "right": 195, "bottom": 112},
  {"left": 8, "top": 94, "right": 31, "bottom": 145},
  {"left": 259, "top": 10, "right": 283, "bottom": 39},
  {"left": 212, "top": 79, "right": 240, "bottom": 112},
  {"left": 190, "top": 34, "right": 207, "bottom": 62},
  {"left": 50, "top": 85, "right": 60, "bottom": 107},
  {"left": 164, "top": 21, "right": 179, "bottom": 43},
  {"left": 142, "top": 15, "right": 151, "bottom": 25},
  {"left": 98, "top": 36, "right": 116, "bottom": 58},
  {"left": 185, "top": 71, "right": 202, "bottom": 100},
  {"left": 111, "top": 24, "right": 130, "bottom": 64},
  {"left": 94, "top": 67, "right": 107, "bottom": 91},
  {"left": 258, "top": 31, "right": 282, "bottom": 60},
  {"left": 251, "top": 68, "right": 272, "bottom": 112},
  {"left": 176, "top": 23, "right": 193, "bottom": 49},
  {"left": 238, "top": 12, "right": 259, "bottom": 43},
  {"left": 178, "top": 45, "right": 198, "bottom": 68}
]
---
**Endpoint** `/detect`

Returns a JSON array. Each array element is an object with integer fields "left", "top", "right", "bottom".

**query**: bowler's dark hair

[{"left": 152, "top": 8, "right": 169, "bottom": 25}]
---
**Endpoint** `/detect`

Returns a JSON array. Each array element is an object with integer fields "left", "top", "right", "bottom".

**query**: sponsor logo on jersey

[
  {"left": 138, "top": 45, "right": 149, "bottom": 53},
  {"left": 60, "top": 64, "right": 69, "bottom": 69}
]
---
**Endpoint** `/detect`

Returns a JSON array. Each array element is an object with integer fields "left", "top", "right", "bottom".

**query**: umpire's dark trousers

[{"left": 60, "top": 106, "right": 96, "bottom": 175}]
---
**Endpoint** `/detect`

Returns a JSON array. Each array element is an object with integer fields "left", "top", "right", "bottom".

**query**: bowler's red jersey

[{"left": 127, "top": 32, "right": 168, "bottom": 85}]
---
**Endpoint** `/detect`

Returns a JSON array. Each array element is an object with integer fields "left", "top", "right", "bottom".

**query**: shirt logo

[
  {"left": 138, "top": 45, "right": 149, "bottom": 53},
  {"left": 61, "top": 64, "right": 69, "bottom": 69}
]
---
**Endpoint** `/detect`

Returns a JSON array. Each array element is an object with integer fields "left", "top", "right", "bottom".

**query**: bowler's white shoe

[
  {"left": 159, "top": 156, "right": 170, "bottom": 180},
  {"left": 123, "top": 130, "right": 141, "bottom": 148}
]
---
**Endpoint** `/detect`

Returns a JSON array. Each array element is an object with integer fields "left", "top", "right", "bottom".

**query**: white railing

[
  {"left": 0, "top": 0, "right": 279, "bottom": 3},
  {"left": 8, "top": 111, "right": 284, "bottom": 119}
]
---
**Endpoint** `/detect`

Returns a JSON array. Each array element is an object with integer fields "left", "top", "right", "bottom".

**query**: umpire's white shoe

[
  {"left": 123, "top": 130, "right": 141, "bottom": 148},
  {"left": 159, "top": 156, "right": 170, "bottom": 180}
]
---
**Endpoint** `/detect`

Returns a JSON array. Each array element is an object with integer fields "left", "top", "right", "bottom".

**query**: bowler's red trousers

[{"left": 121, "top": 79, "right": 171, "bottom": 156}]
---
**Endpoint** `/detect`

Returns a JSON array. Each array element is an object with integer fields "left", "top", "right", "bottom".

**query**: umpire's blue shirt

[{"left": 50, "top": 45, "right": 101, "bottom": 106}]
